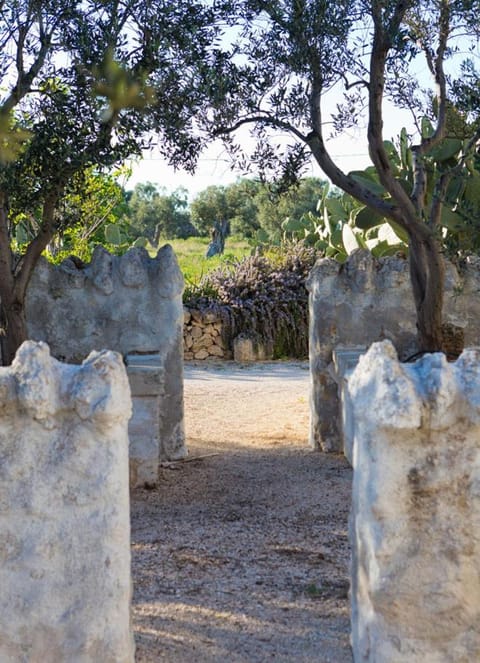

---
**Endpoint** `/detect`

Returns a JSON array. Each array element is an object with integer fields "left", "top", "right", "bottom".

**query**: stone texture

[
  {"left": 209, "top": 344, "right": 224, "bottom": 357},
  {"left": 126, "top": 358, "right": 162, "bottom": 488},
  {"left": 26, "top": 244, "right": 184, "bottom": 361},
  {"left": 183, "top": 306, "right": 232, "bottom": 360},
  {"left": 348, "top": 340, "right": 480, "bottom": 662},
  {"left": 307, "top": 250, "right": 480, "bottom": 452},
  {"left": 25, "top": 245, "right": 186, "bottom": 467},
  {"left": 127, "top": 353, "right": 186, "bottom": 475},
  {"left": 331, "top": 346, "right": 366, "bottom": 464},
  {"left": 233, "top": 333, "right": 274, "bottom": 362},
  {"left": 0, "top": 341, "right": 134, "bottom": 662}
]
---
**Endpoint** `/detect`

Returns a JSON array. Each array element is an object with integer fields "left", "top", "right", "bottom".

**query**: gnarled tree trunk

[
  {"left": 0, "top": 190, "right": 57, "bottom": 366},
  {"left": 409, "top": 232, "right": 445, "bottom": 353},
  {"left": 0, "top": 297, "right": 28, "bottom": 366}
]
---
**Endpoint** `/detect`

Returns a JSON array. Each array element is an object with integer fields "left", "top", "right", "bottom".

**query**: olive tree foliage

[
  {"left": 0, "top": 0, "right": 224, "bottom": 365},
  {"left": 201, "top": 0, "right": 480, "bottom": 353},
  {"left": 127, "top": 183, "right": 195, "bottom": 242},
  {"left": 190, "top": 176, "right": 327, "bottom": 239}
]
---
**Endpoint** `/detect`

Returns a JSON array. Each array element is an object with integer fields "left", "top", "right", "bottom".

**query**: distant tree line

[{"left": 45, "top": 174, "right": 330, "bottom": 259}]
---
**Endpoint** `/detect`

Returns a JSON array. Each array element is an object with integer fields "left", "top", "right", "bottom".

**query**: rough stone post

[
  {"left": 348, "top": 340, "right": 480, "bottom": 662},
  {"left": 0, "top": 342, "right": 134, "bottom": 662},
  {"left": 126, "top": 352, "right": 187, "bottom": 489}
]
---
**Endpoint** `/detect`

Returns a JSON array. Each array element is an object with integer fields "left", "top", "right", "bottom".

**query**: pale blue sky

[
  {"left": 125, "top": 101, "right": 413, "bottom": 199},
  {"left": 125, "top": 20, "right": 475, "bottom": 200}
]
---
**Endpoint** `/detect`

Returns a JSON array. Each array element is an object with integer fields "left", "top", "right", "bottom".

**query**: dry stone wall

[
  {"left": 307, "top": 250, "right": 480, "bottom": 453},
  {"left": 25, "top": 245, "right": 186, "bottom": 468},
  {"left": 349, "top": 341, "right": 480, "bottom": 662},
  {"left": 183, "top": 309, "right": 274, "bottom": 361},
  {"left": 0, "top": 341, "right": 134, "bottom": 662},
  {"left": 183, "top": 307, "right": 232, "bottom": 360}
]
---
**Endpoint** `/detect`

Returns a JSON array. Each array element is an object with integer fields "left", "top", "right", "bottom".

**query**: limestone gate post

[
  {"left": 0, "top": 342, "right": 134, "bottom": 662},
  {"left": 348, "top": 341, "right": 480, "bottom": 662}
]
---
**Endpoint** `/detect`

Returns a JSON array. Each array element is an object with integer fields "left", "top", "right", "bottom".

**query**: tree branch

[
  {"left": 306, "top": 76, "right": 410, "bottom": 226},
  {"left": 368, "top": 0, "right": 420, "bottom": 229},
  {"left": 1, "top": 8, "right": 53, "bottom": 114},
  {"left": 411, "top": 0, "right": 450, "bottom": 216},
  {"left": 14, "top": 190, "right": 59, "bottom": 298},
  {"left": 214, "top": 114, "right": 308, "bottom": 143},
  {"left": 0, "top": 190, "right": 14, "bottom": 300}
]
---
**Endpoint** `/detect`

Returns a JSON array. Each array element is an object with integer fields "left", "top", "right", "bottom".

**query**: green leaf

[
  {"left": 446, "top": 175, "right": 466, "bottom": 204},
  {"left": 355, "top": 207, "right": 386, "bottom": 230},
  {"left": 342, "top": 224, "right": 360, "bottom": 254},
  {"left": 421, "top": 116, "right": 435, "bottom": 139},
  {"left": 371, "top": 241, "right": 403, "bottom": 258},
  {"left": 325, "top": 245, "right": 339, "bottom": 257},
  {"left": 463, "top": 172, "right": 480, "bottom": 208},
  {"left": 440, "top": 207, "right": 465, "bottom": 231},
  {"left": 428, "top": 138, "right": 462, "bottom": 162},
  {"left": 325, "top": 197, "right": 347, "bottom": 222},
  {"left": 314, "top": 239, "right": 329, "bottom": 251},
  {"left": 349, "top": 171, "right": 386, "bottom": 196},
  {"left": 133, "top": 237, "right": 148, "bottom": 248},
  {"left": 330, "top": 226, "right": 344, "bottom": 249},
  {"left": 369, "top": 240, "right": 390, "bottom": 257},
  {"left": 355, "top": 231, "right": 368, "bottom": 249},
  {"left": 282, "top": 217, "right": 305, "bottom": 232},
  {"left": 399, "top": 127, "right": 412, "bottom": 170},
  {"left": 382, "top": 140, "right": 401, "bottom": 170}
]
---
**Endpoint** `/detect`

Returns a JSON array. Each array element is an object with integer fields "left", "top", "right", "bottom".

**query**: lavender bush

[{"left": 184, "top": 242, "right": 318, "bottom": 358}]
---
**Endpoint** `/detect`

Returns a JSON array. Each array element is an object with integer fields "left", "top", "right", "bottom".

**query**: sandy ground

[{"left": 131, "top": 360, "right": 353, "bottom": 662}]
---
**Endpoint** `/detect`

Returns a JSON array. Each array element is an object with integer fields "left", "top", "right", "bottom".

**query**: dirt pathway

[{"left": 131, "top": 361, "right": 353, "bottom": 662}]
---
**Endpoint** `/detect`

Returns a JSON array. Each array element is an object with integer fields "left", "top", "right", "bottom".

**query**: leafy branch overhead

[
  {"left": 200, "top": 0, "right": 480, "bottom": 353},
  {"left": 0, "top": 0, "right": 234, "bottom": 364}
]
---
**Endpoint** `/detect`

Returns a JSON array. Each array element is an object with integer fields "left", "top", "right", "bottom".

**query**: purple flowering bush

[{"left": 184, "top": 242, "right": 318, "bottom": 358}]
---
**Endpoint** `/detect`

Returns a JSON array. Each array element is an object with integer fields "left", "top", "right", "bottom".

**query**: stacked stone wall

[{"left": 183, "top": 307, "right": 232, "bottom": 360}]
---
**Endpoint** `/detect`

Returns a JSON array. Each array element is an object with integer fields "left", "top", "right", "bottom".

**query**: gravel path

[{"left": 131, "top": 361, "right": 353, "bottom": 662}]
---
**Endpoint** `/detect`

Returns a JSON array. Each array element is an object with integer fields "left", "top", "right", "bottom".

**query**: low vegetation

[
  {"left": 167, "top": 236, "right": 251, "bottom": 284},
  {"left": 184, "top": 242, "right": 318, "bottom": 359}
]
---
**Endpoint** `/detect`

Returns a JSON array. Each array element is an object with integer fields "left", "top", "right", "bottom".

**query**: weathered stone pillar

[
  {"left": 348, "top": 340, "right": 480, "bottom": 662},
  {"left": 0, "top": 342, "right": 134, "bottom": 662},
  {"left": 126, "top": 352, "right": 187, "bottom": 489}
]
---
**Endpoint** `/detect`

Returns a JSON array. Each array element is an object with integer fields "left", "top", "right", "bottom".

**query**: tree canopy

[
  {"left": 128, "top": 183, "right": 195, "bottom": 241},
  {"left": 0, "top": 0, "right": 227, "bottom": 363},
  {"left": 196, "top": 0, "right": 480, "bottom": 352}
]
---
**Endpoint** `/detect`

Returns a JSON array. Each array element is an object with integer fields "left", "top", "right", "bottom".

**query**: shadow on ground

[{"left": 131, "top": 361, "right": 353, "bottom": 662}]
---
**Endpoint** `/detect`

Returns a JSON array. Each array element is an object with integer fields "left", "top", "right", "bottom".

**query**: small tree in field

[
  {"left": 0, "top": 0, "right": 222, "bottom": 365},
  {"left": 204, "top": 0, "right": 480, "bottom": 353}
]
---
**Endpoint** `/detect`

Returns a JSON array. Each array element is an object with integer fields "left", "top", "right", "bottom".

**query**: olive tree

[
  {"left": 0, "top": 0, "right": 222, "bottom": 364},
  {"left": 203, "top": 0, "right": 480, "bottom": 353}
]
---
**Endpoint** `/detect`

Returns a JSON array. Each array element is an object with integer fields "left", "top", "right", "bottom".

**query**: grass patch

[{"left": 163, "top": 235, "right": 251, "bottom": 284}]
